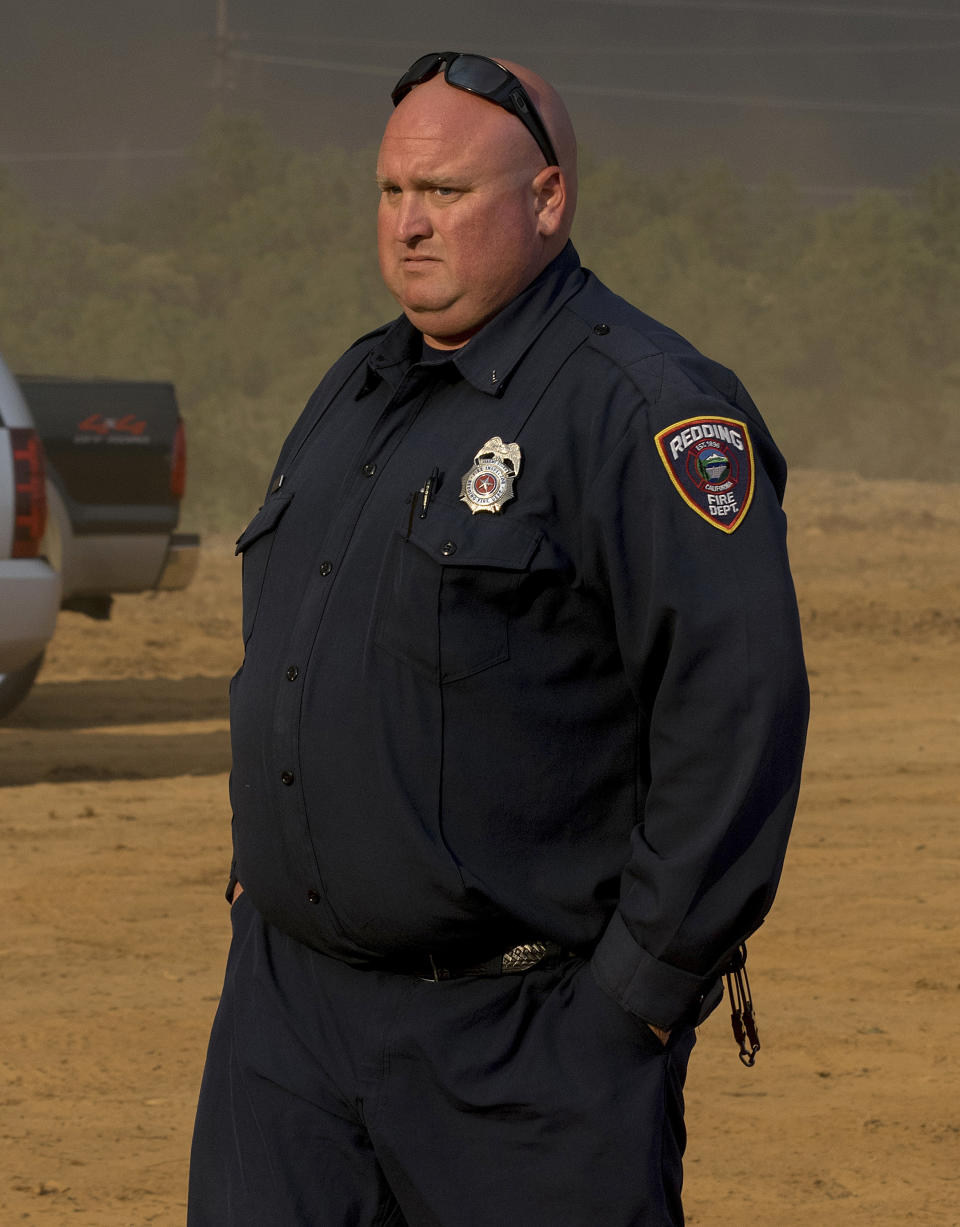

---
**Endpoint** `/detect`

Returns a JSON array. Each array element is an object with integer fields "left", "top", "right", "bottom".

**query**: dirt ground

[{"left": 1, "top": 470, "right": 957, "bottom": 1226}]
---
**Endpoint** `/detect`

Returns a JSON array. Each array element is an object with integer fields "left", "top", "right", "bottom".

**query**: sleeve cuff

[{"left": 590, "top": 909, "right": 722, "bottom": 1029}]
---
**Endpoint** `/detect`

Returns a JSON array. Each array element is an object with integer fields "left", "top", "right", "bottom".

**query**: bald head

[
  {"left": 495, "top": 58, "right": 579, "bottom": 220},
  {"left": 376, "top": 56, "right": 578, "bottom": 347}
]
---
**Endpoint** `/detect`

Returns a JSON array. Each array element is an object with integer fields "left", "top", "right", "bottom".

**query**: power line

[
  {"left": 0, "top": 149, "right": 189, "bottom": 164},
  {"left": 747, "top": 181, "right": 913, "bottom": 199},
  {"left": 228, "top": 49, "right": 396, "bottom": 79},
  {"left": 555, "top": 80, "right": 960, "bottom": 116},
  {"left": 232, "top": 31, "right": 960, "bottom": 56},
  {"left": 538, "top": 38, "right": 960, "bottom": 54},
  {"left": 227, "top": 32, "right": 427, "bottom": 51},
  {"left": 555, "top": 0, "right": 960, "bottom": 17},
  {"left": 225, "top": 50, "right": 960, "bottom": 118}
]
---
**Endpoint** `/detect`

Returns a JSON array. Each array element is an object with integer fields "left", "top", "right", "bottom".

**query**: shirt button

[
  {"left": 306, "top": 889, "right": 321, "bottom": 905},
  {"left": 280, "top": 770, "right": 295, "bottom": 786},
  {"left": 285, "top": 665, "right": 299, "bottom": 681},
  {"left": 362, "top": 462, "right": 377, "bottom": 477},
  {"left": 440, "top": 541, "right": 457, "bottom": 556},
  {"left": 593, "top": 322, "right": 610, "bottom": 335},
  {"left": 319, "top": 561, "right": 333, "bottom": 576}
]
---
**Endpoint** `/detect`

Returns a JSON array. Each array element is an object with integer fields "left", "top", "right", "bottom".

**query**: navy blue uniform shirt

[{"left": 228, "top": 243, "right": 808, "bottom": 1029}]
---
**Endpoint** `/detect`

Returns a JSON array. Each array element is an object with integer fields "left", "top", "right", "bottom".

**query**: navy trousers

[{"left": 188, "top": 892, "right": 695, "bottom": 1226}]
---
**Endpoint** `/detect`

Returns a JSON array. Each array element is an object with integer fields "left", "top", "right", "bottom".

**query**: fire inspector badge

[
  {"left": 654, "top": 416, "right": 755, "bottom": 533},
  {"left": 459, "top": 437, "right": 522, "bottom": 515}
]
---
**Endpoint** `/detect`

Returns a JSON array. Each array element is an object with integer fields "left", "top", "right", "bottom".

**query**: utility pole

[{"left": 213, "top": 0, "right": 229, "bottom": 108}]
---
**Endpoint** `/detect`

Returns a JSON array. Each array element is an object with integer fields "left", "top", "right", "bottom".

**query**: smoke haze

[{"left": 2, "top": 0, "right": 958, "bottom": 211}]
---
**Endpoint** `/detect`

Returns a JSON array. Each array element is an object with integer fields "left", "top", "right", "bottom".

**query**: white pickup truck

[
  {"left": 0, "top": 354, "right": 61, "bottom": 716},
  {"left": 0, "top": 360, "right": 200, "bottom": 719},
  {"left": 19, "top": 374, "right": 199, "bottom": 621}
]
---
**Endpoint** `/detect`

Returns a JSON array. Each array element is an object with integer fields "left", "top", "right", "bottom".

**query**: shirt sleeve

[{"left": 586, "top": 373, "right": 809, "bottom": 1030}]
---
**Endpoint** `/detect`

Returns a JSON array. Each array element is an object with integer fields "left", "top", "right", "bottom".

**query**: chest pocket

[
  {"left": 235, "top": 489, "right": 294, "bottom": 645},
  {"left": 374, "top": 500, "right": 541, "bottom": 684}
]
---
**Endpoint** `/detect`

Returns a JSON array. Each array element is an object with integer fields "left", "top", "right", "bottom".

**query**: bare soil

[{"left": 1, "top": 470, "right": 958, "bottom": 1225}]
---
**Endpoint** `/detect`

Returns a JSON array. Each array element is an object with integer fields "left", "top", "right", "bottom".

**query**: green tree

[{"left": 2, "top": 125, "right": 957, "bottom": 530}]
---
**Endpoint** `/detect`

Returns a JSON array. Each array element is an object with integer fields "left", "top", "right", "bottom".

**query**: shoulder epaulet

[
  {"left": 573, "top": 318, "right": 669, "bottom": 407},
  {"left": 583, "top": 321, "right": 665, "bottom": 368},
  {"left": 576, "top": 313, "right": 761, "bottom": 422}
]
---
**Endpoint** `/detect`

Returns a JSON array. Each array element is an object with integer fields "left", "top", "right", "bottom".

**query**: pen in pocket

[
  {"left": 407, "top": 466, "right": 440, "bottom": 538},
  {"left": 419, "top": 466, "right": 440, "bottom": 519}
]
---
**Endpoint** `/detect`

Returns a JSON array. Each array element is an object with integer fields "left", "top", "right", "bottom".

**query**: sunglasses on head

[{"left": 391, "top": 52, "right": 560, "bottom": 169}]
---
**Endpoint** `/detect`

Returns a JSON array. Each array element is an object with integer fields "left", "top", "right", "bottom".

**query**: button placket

[{"left": 274, "top": 377, "right": 442, "bottom": 911}]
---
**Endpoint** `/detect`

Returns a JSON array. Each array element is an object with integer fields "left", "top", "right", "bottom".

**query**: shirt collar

[{"left": 366, "top": 242, "right": 585, "bottom": 398}]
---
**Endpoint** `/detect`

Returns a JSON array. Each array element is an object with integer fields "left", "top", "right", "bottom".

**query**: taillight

[
  {"left": 170, "top": 418, "right": 187, "bottom": 499},
  {"left": 10, "top": 427, "right": 47, "bottom": 558}
]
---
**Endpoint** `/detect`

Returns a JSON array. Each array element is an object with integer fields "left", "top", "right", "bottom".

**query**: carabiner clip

[{"left": 724, "top": 943, "right": 760, "bottom": 1067}]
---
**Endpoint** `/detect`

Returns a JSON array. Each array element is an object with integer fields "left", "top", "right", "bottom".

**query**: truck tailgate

[{"left": 17, "top": 377, "right": 183, "bottom": 536}]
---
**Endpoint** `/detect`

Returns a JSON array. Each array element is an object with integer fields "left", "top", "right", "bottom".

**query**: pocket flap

[
  {"left": 409, "top": 500, "right": 541, "bottom": 571},
  {"left": 235, "top": 490, "right": 294, "bottom": 555}
]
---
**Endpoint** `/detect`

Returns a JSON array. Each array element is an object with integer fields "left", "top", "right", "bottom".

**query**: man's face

[{"left": 377, "top": 76, "right": 550, "bottom": 348}]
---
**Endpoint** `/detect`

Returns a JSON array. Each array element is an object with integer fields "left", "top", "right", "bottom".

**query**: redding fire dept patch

[{"left": 654, "top": 415, "right": 755, "bottom": 533}]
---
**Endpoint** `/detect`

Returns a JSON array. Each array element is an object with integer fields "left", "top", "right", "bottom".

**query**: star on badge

[{"left": 459, "top": 437, "right": 523, "bottom": 515}]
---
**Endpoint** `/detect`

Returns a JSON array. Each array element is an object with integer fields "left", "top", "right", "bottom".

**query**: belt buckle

[
  {"left": 420, "top": 941, "right": 555, "bottom": 982},
  {"left": 501, "top": 941, "right": 551, "bottom": 973}
]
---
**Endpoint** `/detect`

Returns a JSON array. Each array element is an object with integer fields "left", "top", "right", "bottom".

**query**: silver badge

[{"left": 459, "top": 437, "right": 522, "bottom": 515}]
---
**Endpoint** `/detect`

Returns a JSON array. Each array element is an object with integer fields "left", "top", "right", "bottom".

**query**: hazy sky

[{"left": 2, "top": 0, "right": 958, "bottom": 212}]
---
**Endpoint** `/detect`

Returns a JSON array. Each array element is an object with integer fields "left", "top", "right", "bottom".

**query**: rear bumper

[
  {"left": 0, "top": 558, "right": 60, "bottom": 671},
  {"left": 155, "top": 532, "right": 201, "bottom": 591}
]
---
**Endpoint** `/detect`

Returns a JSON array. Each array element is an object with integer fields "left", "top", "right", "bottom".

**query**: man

[{"left": 189, "top": 53, "right": 808, "bottom": 1226}]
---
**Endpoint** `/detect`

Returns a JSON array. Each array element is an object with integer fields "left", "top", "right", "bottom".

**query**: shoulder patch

[{"left": 654, "top": 416, "right": 754, "bottom": 533}]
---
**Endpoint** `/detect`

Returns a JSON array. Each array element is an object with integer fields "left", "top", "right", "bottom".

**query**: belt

[{"left": 392, "top": 940, "right": 568, "bottom": 982}]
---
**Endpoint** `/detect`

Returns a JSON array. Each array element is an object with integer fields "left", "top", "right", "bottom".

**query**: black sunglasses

[{"left": 391, "top": 52, "right": 560, "bottom": 169}]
